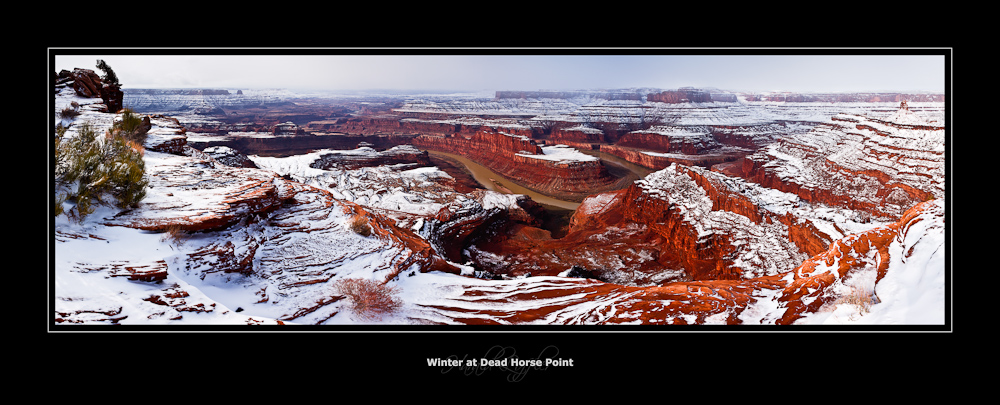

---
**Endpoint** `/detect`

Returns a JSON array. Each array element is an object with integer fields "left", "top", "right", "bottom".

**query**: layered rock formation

[
  {"left": 54, "top": 68, "right": 123, "bottom": 113},
  {"left": 742, "top": 92, "right": 945, "bottom": 103},
  {"left": 730, "top": 103, "right": 945, "bottom": 219},
  {"left": 599, "top": 144, "right": 746, "bottom": 170},
  {"left": 310, "top": 115, "right": 542, "bottom": 139},
  {"left": 549, "top": 125, "right": 606, "bottom": 145},
  {"left": 309, "top": 145, "right": 432, "bottom": 171},
  {"left": 421, "top": 190, "right": 546, "bottom": 264},
  {"left": 203, "top": 146, "right": 259, "bottom": 168},
  {"left": 187, "top": 131, "right": 419, "bottom": 157},
  {"left": 467, "top": 163, "right": 838, "bottom": 285},
  {"left": 411, "top": 129, "right": 626, "bottom": 201},
  {"left": 603, "top": 121, "right": 788, "bottom": 170},
  {"left": 646, "top": 88, "right": 714, "bottom": 104},
  {"left": 105, "top": 146, "right": 299, "bottom": 233}
]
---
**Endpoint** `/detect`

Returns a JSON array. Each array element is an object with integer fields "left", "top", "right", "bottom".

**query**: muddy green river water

[{"left": 425, "top": 148, "right": 652, "bottom": 212}]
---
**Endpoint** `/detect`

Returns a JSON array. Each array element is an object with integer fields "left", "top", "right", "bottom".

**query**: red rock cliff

[{"left": 412, "top": 129, "right": 625, "bottom": 201}]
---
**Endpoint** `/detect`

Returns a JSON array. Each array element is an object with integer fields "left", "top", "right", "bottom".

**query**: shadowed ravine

[{"left": 425, "top": 150, "right": 585, "bottom": 210}]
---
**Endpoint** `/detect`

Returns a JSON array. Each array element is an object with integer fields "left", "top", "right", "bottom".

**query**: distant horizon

[
  {"left": 115, "top": 86, "right": 946, "bottom": 94},
  {"left": 52, "top": 51, "right": 948, "bottom": 94}
]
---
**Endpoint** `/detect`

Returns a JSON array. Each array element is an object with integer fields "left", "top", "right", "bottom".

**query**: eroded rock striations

[
  {"left": 731, "top": 103, "right": 945, "bottom": 219},
  {"left": 422, "top": 190, "right": 546, "bottom": 265},
  {"left": 416, "top": 198, "right": 944, "bottom": 325}
]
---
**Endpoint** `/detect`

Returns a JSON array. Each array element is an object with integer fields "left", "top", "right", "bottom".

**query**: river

[
  {"left": 424, "top": 148, "right": 652, "bottom": 212},
  {"left": 426, "top": 150, "right": 583, "bottom": 210}
]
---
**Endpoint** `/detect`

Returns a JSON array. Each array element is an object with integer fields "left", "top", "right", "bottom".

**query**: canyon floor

[{"left": 51, "top": 82, "right": 949, "bottom": 330}]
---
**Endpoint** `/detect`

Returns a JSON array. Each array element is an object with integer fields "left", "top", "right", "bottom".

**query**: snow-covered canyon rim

[{"left": 52, "top": 77, "right": 949, "bottom": 330}]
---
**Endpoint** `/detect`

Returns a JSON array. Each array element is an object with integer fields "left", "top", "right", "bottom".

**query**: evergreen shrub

[{"left": 54, "top": 122, "right": 148, "bottom": 222}]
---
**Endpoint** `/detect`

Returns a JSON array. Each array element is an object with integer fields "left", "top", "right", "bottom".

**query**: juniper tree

[
  {"left": 54, "top": 122, "right": 147, "bottom": 222},
  {"left": 96, "top": 59, "right": 119, "bottom": 86}
]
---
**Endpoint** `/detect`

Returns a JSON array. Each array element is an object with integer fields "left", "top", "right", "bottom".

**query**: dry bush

[
  {"left": 60, "top": 106, "right": 80, "bottom": 119},
  {"left": 332, "top": 278, "right": 402, "bottom": 320},
  {"left": 828, "top": 270, "right": 881, "bottom": 320},
  {"left": 842, "top": 285, "right": 880, "bottom": 315},
  {"left": 349, "top": 214, "right": 372, "bottom": 237},
  {"left": 160, "top": 224, "right": 189, "bottom": 246}
]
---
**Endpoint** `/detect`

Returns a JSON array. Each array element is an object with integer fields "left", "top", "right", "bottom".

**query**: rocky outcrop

[
  {"left": 143, "top": 114, "right": 188, "bottom": 154},
  {"left": 57, "top": 68, "right": 103, "bottom": 98},
  {"left": 174, "top": 180, "right": 460, "bottom": 324},
  {"left": 204, "top": 146, "right": 259, "bottom": 168},
  {"left": 465, "top": 186, "right": 690, "bottom": 285},
  {"left": 422, "top": 190, "right": 545, "bottom": 264},
  {"left": 592, "top": 164, "right": 811, "bottom": 281},
  {"left": 310, "top": 145, "right": 432, "bottom": 171},
  {"left": 616, "top": 126, "right": 724, "bottom": 154},
  {"left": 54, "top": 68, "right": 123, "bottom": 112},
  {"left": 646, "top": 88, "right": 714, "bottom": 103},
  {"left": 100, "top": 141, "right": 459, "bottom": 323},
  {"left": 106, "top": 147, "right": 300, "bottom": 233}
]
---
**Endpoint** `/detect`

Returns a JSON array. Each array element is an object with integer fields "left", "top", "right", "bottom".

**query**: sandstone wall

[
  {"left": 549, "top": 126, "right": 606, "bottom": 144},
  {"left": 599, "top": 145, "right": 743, "bottom": 170},
  {"left": 411, "top": 129, "right": 623, "bottom": 201}
]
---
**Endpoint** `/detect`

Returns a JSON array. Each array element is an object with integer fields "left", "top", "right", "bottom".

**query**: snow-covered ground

[
  {"left": 791, "top": 198, "right": 946, "bottom": 325},
  {"left": 517, "top": 144, "right": 599, "bottom": 163},
  {"left": 54, "top": 206, "right": 255, "bottom": 324},
  {"left": 249, "top": 147, "right": 462, "bottom": 216}
]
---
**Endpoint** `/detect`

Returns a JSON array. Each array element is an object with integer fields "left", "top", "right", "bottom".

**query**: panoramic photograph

[{"left": 49, "top": 49, "right": 949, "bottom": 332}]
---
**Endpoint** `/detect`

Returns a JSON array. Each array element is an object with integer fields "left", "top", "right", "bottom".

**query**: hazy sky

[{"left": 52, "top": 49, "right": 947, "bottom": 94}]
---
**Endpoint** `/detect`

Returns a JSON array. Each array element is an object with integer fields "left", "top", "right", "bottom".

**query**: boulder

[{"left": 66, "top": 68, "right": 103, "bottom": 98}]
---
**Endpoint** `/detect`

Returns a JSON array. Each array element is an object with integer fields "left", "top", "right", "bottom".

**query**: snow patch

[{"left": 517, "top": 144, "right": 598, "bottom": 163}]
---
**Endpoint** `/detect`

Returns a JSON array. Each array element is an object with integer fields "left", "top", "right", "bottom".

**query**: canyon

[{"left": 52, "top": 75, "right": 948, "bottom": 327}]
